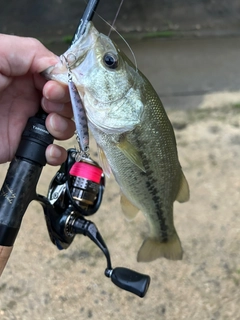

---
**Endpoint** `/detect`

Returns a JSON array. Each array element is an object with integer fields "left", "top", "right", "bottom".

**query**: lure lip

[
  {"left": 41, "top": 65, "right": 55, "bottom": 80},
  {"left": 41, "top": 62, "right": 69, "bottom": 83}
]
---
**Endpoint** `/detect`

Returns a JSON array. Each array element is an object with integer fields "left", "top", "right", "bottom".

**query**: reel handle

[{"left": 106, "top": 267, "right": 150, "bottom": 298}]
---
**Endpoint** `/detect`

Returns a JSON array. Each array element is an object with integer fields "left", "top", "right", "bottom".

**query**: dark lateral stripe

[{"left": 135, "top": 135, "right": 169, "bottom": 241}]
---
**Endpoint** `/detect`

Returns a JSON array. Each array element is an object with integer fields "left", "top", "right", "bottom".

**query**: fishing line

[
  {"left": 108, "top": 0, "right": 125, "bottom": 37},
  {"left": 81, "top": 0, "right": 138, "bottom": 71},
  {"left": 95, "top": 9, "right": 138, "bottom": 72}
]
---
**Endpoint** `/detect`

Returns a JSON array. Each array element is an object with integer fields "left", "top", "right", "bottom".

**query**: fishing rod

[
  {"left": 0, "top": 0, "right": 150, "bottom": 298},
  {"left": 71, "top": 0, "right": 100, "bottom": 44}
]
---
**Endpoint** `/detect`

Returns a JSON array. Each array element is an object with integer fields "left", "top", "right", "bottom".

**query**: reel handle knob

[{"left": 105, "top": 267, "right": 151, "bottom": 298}]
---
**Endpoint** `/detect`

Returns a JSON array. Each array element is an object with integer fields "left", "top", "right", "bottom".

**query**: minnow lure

[{"left": 65, "top": 56, "right": 89, "bottom": 154}]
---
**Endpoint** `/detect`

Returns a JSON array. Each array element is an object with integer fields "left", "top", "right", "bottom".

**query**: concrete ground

[{"left": 0, "top": 33, "right": 240, "bottom": 319}]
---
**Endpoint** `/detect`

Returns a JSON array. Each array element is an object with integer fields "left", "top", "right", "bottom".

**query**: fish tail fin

[{"left": 137, "top": 232, "right": 183, "bottom": 262}]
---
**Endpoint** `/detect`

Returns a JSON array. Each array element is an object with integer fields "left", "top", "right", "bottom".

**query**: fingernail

[
  {"left": 50, "top": 113, "right": 68, "bottom": 132},
  {"left": 53, "top": 84, "right": 66, "bottom": 100},
  {"left": 42, "top": 98, "right": 64, "bottom": 113},
  {"left": 41, "top": 97, "right": 47, "bottom": 110},
  {"left": 49, "top": 145, "right": 62, "bottom": 158},
  {"left": 43, "top": 81, "right": 66, "bottom": 100}
]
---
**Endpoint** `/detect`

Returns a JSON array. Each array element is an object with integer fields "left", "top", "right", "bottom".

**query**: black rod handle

[
  {"left": 0, "top": 110, "right": 53, "bottom": 274},
  {"left": 0, "top": 158, "right": 42, "bottom": 246}
]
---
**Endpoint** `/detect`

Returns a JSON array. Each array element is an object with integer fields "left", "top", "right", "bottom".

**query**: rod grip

[{"left": 0, "top": 110, "right": 53, "bottom": 275}]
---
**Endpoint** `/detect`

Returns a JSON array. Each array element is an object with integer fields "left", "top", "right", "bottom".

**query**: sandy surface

[{"left": 0, "top": 92, "right": 240, "bottom": 319}]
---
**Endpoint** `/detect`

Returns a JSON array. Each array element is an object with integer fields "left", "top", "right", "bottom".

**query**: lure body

[{"left": 68, "top": 80, "right": 89, "bottom": 153}]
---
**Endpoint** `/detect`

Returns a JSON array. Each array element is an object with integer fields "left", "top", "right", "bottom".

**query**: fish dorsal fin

[
  {"left": 175, "top": 171, "right": 190, "bottom": 203},
  {"left": 98, "top": 146, "right": 112, "bottom": 177},
  {"left": 120, "top": 193, "right": 139, "bottom": 220},
  {"left": 117, "top": 138, "right": 146, "bottom": 172}
]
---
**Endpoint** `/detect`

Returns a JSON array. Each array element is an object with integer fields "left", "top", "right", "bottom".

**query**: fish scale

[{"left": 44, "top": 21, "right": 190, "bottom": 263}]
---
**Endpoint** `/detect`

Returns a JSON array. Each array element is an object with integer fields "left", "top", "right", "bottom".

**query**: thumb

[{"left": 0, "top": 34, "right": 59, "bottom": 76}]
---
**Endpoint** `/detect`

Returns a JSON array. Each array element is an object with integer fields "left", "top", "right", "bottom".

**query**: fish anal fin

[
  {"left": 137, "top": 232, "right": 183, "bottom": 262},
  {"left": 117, "top": 138, "right": 145, "bottom": 172},
  {"left": 120, "top": 193, "right": 139, "bottom": 220},
  {"left": 176, "top": 171, "right": 190, "bottom": 203},
  {"left": 98, "top": 146, "right": 112, "bottom": 177}
]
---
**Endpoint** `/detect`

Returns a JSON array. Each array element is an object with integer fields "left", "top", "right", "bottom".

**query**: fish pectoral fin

[
  {"left": 98, "top": 146, "right": 112, "bottom": 177},
  {"left": 120, "top": 193, "right": 139, "bottom": 220},
  {"left": 116, "top": 138, "right": 145, "bottom": 172},
  {"left": 175, "top": 171, "right": 190, "bottom": 203},
  {"left": 137, "top": 232, "right": 183, "bottom": 262}
]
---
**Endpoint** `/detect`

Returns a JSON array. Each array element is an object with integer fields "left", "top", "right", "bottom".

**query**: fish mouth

[
  {"left": 41, "top": 21, "right": 99, "bottom": 84},
  {"left": 41, "top": 65, "right": 63, "bottom": 80}
]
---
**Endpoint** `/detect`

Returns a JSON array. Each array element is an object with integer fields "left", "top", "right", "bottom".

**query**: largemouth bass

[{"left": 44, "top": 22, "right": 190, "bottom": 262}]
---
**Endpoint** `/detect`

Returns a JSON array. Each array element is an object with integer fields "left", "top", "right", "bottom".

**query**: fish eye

[{"left": 103, "top": 52, "right": 118, "bottom": 69}]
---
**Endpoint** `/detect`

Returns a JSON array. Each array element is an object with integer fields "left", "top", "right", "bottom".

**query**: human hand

[{"left": 0, "top": 34, "right": 75, "bottom": 165}]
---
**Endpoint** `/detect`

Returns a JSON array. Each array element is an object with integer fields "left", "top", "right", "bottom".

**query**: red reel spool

[
  {"left": 69, "top": 159, "right": 103, "bottom": 207},
  {"left": 69, "top": 161, "right": 103, "bottom": 183}
]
